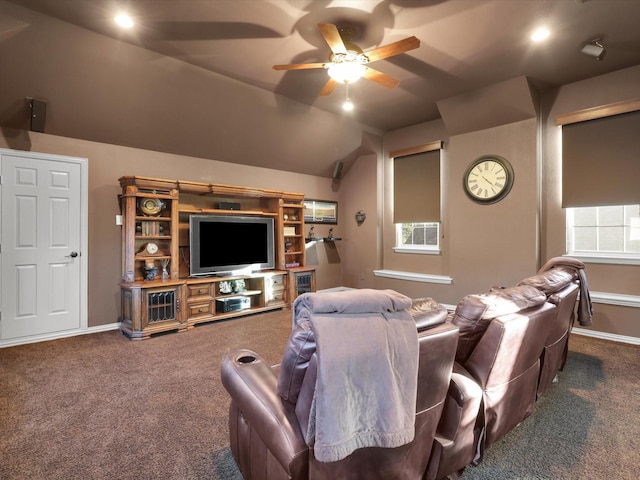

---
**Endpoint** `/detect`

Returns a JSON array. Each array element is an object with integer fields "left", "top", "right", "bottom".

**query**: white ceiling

[{"left": 9, "top": 0, "right": 640, "bottom": 132}]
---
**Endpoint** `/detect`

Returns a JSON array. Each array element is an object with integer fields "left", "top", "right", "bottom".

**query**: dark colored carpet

[
  {"left": 460, "top": 334, "right": 640, "bottom": 480},
  {"left": 1, "top": 309, "right": 638, "bottom": 479}
]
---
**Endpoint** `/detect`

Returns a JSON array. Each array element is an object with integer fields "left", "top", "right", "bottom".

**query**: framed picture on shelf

[{"left": 304, "top": 199, "right": 338, "bottom": 224}]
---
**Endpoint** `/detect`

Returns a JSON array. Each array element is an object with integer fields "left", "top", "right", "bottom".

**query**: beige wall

[
  {"left": 340, "top": 65, "right": 639, "bottom": 339},
  {"left": 540, "top": 65, "right": 640, "bottom": 338},
  {"left": 1, "top": 0, "right": 637, "bottom": 339},
  {"left": 362, "top": 118, "right": 538, "bottom": 306},
  {"left": 340, "top": 153, "right": 379, "bottom": 289},
  {"left": 0, "top": 0, "right": 378, "bottom": 178},
  {"left": 0, "top": 129, "right": 343, "bottom": 327}
]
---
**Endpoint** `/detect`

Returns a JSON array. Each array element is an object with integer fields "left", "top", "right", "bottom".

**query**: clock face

[
  {"left": 145, "top": 242, "right": 159, "bottom": 255},
  {"left": 463, "top": 155, "right": 514, "bottom": 204}
]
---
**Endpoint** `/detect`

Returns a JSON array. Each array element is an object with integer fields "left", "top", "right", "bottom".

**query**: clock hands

[{"left": 481, "top": 175, "right": 494, "bottom": 187}]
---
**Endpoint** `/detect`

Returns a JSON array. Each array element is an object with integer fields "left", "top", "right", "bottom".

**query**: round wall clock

[{"left": 463, "top": 155, "right": 514, "bottom": 204}]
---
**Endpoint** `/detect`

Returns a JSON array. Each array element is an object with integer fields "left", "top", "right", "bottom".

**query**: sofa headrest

[
  {"left": 518, "top": 267, "right": 577, "bottom": 295},
  {"left": 279, "top": 289, "right": 422, "bottom": 403},
  {"left": 294, "top": 288, "right": 412, "bottom": 315},
  {"left": 451, "top": 285, "right": 547, "bottom": 364},
  {"left": 538, "top": 256, "right": 585, "bottom": 274},
  {"left": 409, "top": 297, "right": 448, "bottom": 331}
]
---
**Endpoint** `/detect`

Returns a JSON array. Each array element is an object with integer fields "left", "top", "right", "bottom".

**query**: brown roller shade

[
  {"left": 562, "top": 110, "right": 640, "bottom": 207},
  {"left": 393, "top": 150, "right": 441, "bottom": 223}
]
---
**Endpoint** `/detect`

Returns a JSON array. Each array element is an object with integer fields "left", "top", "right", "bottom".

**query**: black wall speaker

[
  {"left": 28, "top": 98, "right": 47, "bottom": 133},
  {"left": 333, "top": 160, "right": 344, "bottom": 179}
]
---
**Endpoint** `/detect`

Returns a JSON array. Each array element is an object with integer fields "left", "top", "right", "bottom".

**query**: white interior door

[{"left": 1, "top": 150, "right": 87, "bottom": 342}]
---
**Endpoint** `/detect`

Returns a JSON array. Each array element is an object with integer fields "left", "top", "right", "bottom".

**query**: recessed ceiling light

[
  {"left": 531, "top": 27, "right": 550, "bottom": 42},
  {"left": 114, "top": 13, "right": 134, "bottom": 29}
]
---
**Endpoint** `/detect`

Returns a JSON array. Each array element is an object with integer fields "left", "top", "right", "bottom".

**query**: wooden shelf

[
  {"left": 306, "top": 237, "right": 342, "bottom": 243},
  {"left": 178, "top": 207, "right": 277, "bottom": 217},
  {"left": 217, "top": 290, "right": 262, "bottom": 299},
  {"left": 135, "top": 215, "right": 171, "bottom": 221},
  {"left": 118, "top": 176, "right": 313, "bottom": 339}
]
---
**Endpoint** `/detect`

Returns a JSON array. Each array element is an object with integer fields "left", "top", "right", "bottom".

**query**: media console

[{"left": 118, "top": 176, "right": 315, "bottom": 340}]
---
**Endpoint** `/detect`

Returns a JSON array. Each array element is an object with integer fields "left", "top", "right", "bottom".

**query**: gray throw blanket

[{"left": 293, "top": 289, "right": 419, "bottom": 463}]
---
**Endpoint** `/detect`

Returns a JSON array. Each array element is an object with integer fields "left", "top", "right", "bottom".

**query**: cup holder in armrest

[{"left": 237, "top": 355, "right": 258, "bottom": 364}]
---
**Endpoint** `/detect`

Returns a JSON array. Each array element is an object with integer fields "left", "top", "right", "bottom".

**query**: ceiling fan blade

[
  {"left": 319, "top": 78, "right": 339, "bottom": 96},
  {"left": 365, "top": 36, "right": 420, "bottom": 63},
  {"left": 273, "top": 63, "right": 327, "bottom": 71},
  {"left": 363, "top": 67, "right": 400, "bottom": 89},
  {"left": 318, "top": 23, "right": 347, "bottom": 55}
]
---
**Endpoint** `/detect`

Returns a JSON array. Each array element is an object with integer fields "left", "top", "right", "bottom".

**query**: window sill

[
  {"left": 373, "top": 269, "right": 453, "bottom": 285},
  {"left": 565, "top": 253, "right": 640, "bottom": 266},
  {"left": 588, "top": 291, "right": 640, "bottom": 308},
  {"left": 393, "top": 247, "right": 441, "bottom": 255}
]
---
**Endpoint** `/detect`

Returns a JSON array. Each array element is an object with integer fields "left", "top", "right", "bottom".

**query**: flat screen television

[{"left": 189, "top": 214, "right": 275, "bottom": 276}]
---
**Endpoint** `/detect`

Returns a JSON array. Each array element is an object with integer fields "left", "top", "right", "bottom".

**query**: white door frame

[{"left": 0, "top": 148, "right": 88, "bottom": 347}]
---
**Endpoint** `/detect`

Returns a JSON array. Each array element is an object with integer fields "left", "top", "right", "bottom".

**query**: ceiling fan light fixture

[
  {"left": 328, "top": 62, "right": 366, "bottom": 83},
  {"left": 327, "top": 51, "right": 368, "bottom": 84},
  {"left": 342, "top": 82, "right": 354, "bottom": 111}
]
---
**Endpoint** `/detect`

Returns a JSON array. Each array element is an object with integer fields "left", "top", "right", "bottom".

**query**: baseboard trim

[
  {"left": 572, "top": 327, "right": 640, "bottom": 345},
  {"left": 0, "top": 323, "right": 120, "bottom": 349}
]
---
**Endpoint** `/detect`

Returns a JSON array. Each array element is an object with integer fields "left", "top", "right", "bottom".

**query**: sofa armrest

[
  {"left": 221, "top": 349, "right": 308, "bottom": 475},
  {"left": 437, "top": 367, "right": 483, "bottom": 441},
  {"left": 425, "top": 365, "right": 483, "bottom": 480}
]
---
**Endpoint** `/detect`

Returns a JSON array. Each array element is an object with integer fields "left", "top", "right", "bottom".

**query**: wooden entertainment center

[{"left": 118, "top": 176, "right": 316, "bottom": 340}]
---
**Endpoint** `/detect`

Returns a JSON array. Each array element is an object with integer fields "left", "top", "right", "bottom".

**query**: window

[
  {"left": 566, "top": 205, "right": 640, "bottom": 262},
  {"left": 391, "top": 142, "right": 443, "bottom": 255},
  {"left": 558, "top": 102, "right": 640, "bottom": 265},
  {"left": 394, "top": 222, "right": 440, "bottom": 254},
  {"left": 560, "top": 106, "right": 640, "bottom": 208}
]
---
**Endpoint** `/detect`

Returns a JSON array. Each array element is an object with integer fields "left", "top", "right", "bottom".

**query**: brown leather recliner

[
  {"left": 518, "top": 267, "right": 580, "bottom": 397},
  {"left": 425, "top": 285, "right": 555, "bottom": 480},
  {"left": 221, "top": 291, "right": 459, "bottom": 480},
  {"left": 519, "top": 256, "right": 592, "bottom": 398}
]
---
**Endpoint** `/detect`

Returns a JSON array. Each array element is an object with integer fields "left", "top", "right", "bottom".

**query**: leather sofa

[
  {"left": 426, "top": 257, "right": 592, "bottom": 480},
  {"left": 220, "top": 258, "right": 591, "bottom": 480},
  {"left": 425, "top": 285, "right": 555, "bottom": 480}
]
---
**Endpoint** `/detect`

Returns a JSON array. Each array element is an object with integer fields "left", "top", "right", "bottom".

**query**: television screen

[{"left": 189, "top": 215, "right": 275, "bottom": 276}]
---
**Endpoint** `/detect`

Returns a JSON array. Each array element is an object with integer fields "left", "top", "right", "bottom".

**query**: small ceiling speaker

[
  {"left": 27, "top": 97, "right": 47, "bottom": 132},
  {"left": 581, "top": 39, "right": 605, "bottom": 60}
]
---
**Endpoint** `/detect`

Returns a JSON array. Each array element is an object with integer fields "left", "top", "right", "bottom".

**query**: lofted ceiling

[{"left": 3, "top": 0, "right": 640, "bottom": 176}]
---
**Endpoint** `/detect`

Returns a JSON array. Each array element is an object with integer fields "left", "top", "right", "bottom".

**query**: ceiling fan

[{"left": 273, "top": 23, "right": 420, "bottom": 97}]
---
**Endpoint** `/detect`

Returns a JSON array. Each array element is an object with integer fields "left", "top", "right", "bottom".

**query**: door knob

[{"left": 65, "top": 251, "right": 79, "bottom": 258}]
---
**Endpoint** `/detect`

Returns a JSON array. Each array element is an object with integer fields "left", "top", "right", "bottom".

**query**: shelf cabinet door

[
  {"left": 288, "top": 268, "right": 316, "bottom": 303},
  {"left": 120, "top": 283, "right": 186, "bottom": 339}
]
